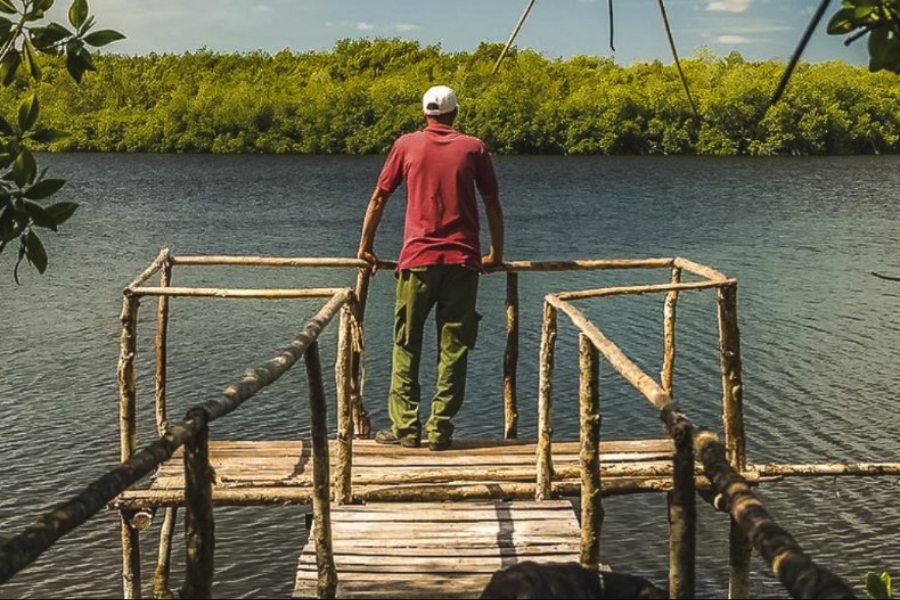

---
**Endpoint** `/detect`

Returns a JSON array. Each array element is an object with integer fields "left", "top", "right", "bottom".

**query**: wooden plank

[{"left": 293, "top": 501, "right": 582, "bottom": 599}]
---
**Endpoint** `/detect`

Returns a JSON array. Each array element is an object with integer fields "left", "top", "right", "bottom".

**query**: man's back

[{"left": 378, "top": 123, "right": 498, "bottom": 271}]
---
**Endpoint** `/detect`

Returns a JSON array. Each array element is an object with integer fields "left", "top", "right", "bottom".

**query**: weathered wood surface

[
  {"left": 293, "top": 501, "right": 582, "bottom": 599},
  {"left": 114, "top": 439, "right": 676, "bottom": 508}
]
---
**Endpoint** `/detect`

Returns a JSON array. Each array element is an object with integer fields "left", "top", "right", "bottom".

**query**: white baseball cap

[{"left": 422, "top": 85, "right": 459, "bottom": 116}]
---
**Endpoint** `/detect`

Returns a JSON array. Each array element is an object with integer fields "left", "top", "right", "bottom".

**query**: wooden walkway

[
  {"left": 293, "top": 500, "right": 583, "bottom": 599},
  {"left": 113, "top": 438, "right": 675, "bottom": 509}
]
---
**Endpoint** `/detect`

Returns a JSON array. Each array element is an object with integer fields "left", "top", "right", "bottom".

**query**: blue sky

[{"left": 54, "top": 0, "right": 869, "bottom": 66}]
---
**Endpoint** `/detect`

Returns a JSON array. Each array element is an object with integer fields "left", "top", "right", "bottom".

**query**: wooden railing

[
  {"left": 535, "top": 258, "right": 858, "bottom": 599},
  {"left": 4, "top": 250, "right": 900, "bottom": 600},
  {"left": 0, "top": 249, "right": 357, "bottom": 599}
]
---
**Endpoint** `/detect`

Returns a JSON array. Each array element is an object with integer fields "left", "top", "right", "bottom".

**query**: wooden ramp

[{"left": 293, "top": 500, "right": 582, "bottom": 599}]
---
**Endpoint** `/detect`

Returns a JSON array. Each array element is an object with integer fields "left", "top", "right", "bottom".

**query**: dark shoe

[
  {"left": 375, "top": 429, "right": 420, "bottom": 448},
  {"left": 427, "top": 438, "right": 452, "bottom": 452}
]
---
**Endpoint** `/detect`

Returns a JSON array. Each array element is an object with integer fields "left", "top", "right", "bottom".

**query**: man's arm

[
  {"left": 358, "top": 186, "right": 391, "bottom": 268},
  {"left": 481, "top": 193, "right": 504, "bottom": 271}
]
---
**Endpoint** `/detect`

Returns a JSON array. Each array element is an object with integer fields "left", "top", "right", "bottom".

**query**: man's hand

[
  {"left": 482, "top": 252, "right": 504, "bottom": 273},
  {"left": 358, "top": 248, "right": 379, "bottom": 273}
]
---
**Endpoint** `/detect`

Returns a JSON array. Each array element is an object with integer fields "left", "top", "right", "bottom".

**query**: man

[{"left": 357, "top": 84, "right": 504, "bottom": 452}]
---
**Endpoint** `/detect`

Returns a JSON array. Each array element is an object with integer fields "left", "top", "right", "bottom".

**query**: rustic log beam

[
  {"left": 305, "top": 342, "right": 338, "bottom": 599},
  {"left": 662, "top": 406, "right": 696, "bottom": 600},
  {"left": 128, "top": 247, "right": 170, "bottom": 289},
  {"left": 695, "top": 430, "right": 855, "bottom": 599},
  {"left": 153, "top": 507, "right": 178, "bottom": 600},
  {"left": 578, "top": 335, "right": 602, "bottom": 569},
  {"left": 335, "top": 307, "right": 354, "bottom": 505},
  {"left": 120, "top": 510, "right": 142, "bottom": 599},
  {"left": 181, "top": 410, "right": 214, "bottom": 600},
  {"left": 131, "top": 286, "right": 346, "bottom": 299},
  {"left": 547, "top": 295, "right": 671, "bottom": 410},
  {"left": 504, "top": 272, "right": 520, "bottom": 439},
  {"left": 501, "top": 258, "right": 675, "bottom": 272},
  {"left": 557, "top": 279, "right": 733, "bottom": 301},
  {"left": 171, "top": 256, "right": 372, "bottom": 268},
  {"left": 536, "top": 301, "right": 558, "bottom": 501},
  {"left": 192, "top": 291, "right": 350, "bottom": 422},
  {"left": 661, "top": 267, "right": 682, "bottom": 397},
  {"left": 717, "top": 283, "right": 746, "bottom": 472},
  {"left": 155, "top": 260, "right": 172, "bottom": 435},
  {"left": 673, "top": 257, "right": 729, "bottom": 282},
  {"left": 350, "top": 272, "right": 372, "bottom": 438},
  {"left": 754, "top": 463, "right": 900, "bottom": 477},
  {"left": 119, "top": 293, "right": 140, "bottom": 462}
]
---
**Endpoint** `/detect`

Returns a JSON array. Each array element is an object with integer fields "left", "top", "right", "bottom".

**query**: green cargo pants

[{"left": 388, "top": 264, "right": 480, "bottom": 444}]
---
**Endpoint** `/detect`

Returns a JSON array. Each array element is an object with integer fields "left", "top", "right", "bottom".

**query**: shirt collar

[{"left": 425, "top": 123, "right": 456, "bottom": 134}]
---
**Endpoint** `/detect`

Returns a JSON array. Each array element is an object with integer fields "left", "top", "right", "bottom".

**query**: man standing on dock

[{"left": 357, "top": 84, "right": 504, "bottom": 452}]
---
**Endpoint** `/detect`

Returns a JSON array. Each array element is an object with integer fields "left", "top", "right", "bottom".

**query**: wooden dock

[
  {"left": 113, "top": 438, "right": 676, "bottom": 509},
  {"left": 293, "top": 500, "right": 583, "bottom": 599}
]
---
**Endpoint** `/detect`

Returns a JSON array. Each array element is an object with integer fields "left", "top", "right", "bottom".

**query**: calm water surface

[{"left": 1, "top": 154, "right": 899, "bottom": 598}]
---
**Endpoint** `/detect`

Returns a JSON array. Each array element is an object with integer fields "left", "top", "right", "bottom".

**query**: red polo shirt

[{"left": 377, "top": 123, "right": 499, "bottom": 271}]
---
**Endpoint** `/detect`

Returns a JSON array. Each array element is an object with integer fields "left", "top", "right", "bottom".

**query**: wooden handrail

[{"left": 0, "top": 290, "right": 351, "bottom": 586}]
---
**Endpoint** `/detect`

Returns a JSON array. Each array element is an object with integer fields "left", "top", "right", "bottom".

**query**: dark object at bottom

[{"left": 479, "top": 561, "right": 667, "bottom": 599}]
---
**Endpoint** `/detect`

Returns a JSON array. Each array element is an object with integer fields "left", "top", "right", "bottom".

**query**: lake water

[{"left": 1, "top": 154, "right": 899, "bottom": 598}]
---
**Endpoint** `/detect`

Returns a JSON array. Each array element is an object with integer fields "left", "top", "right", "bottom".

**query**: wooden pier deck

[
  {"left": 113, "top": 438, "right": 676, "bottom": 509},
  {"left": 293, "top": 500, "right": 583, "bottom": 599}
]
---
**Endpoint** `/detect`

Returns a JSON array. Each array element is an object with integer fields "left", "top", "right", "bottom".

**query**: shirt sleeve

[
  {"left": 376, "top": 140, "right": 406, "bottom": 194},
  {"left": 475, "top": 143, "right": 499, "bottom": 197}
]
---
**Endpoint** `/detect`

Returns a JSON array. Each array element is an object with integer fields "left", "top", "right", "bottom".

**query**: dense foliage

[{"left": 1, "top": 39, "right": 899, "bottom": 157}]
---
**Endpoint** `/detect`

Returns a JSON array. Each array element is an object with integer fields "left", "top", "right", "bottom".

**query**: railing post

[
  {"left": 154, "top": 507, "right": 178, "bottom": 600},
  {"left": 350, "top": 269, "right": 372, "bottom": 438},
  {"left": 120, "top": 510, "right": 142, "bottom": 599},
  {"left": 504, "top": 272, "right": 519, "bottom": 439},
  {"left": 154, "top": 254, "right": 178, "bottom": 599},
  {"left": 664, "top": 406, "right": 696, "bottom": 600},
  {"left": 661, "top": 266, "right": 682, "bottom": 396},
  {"left": 306, "top": 342, "right": 338, "bottom": 599},
  {"left": 181, "top": 409, "right": 215, "bottom": 599},
  {"left": 155, "top": 254, "right": 172, "bottom": 435},
  {"left": 536, "top": 300, "right": 557, "bottom": 501},
  {"left": 717, "top": 283, "right": 750, "bottom": 599},
  {"left": 118, "top": 292, "right": 141, "bottom": 599},
  {"left": 578, "top": 334, "right": 602, "bottom": 569},
  {"left": 335, "top": 306, "right": 354, "bottom": 505}
]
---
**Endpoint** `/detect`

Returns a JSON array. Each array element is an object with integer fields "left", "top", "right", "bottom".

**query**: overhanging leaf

[
  {"left": 24, "top": 178, "right": 65, "bottom": 200},
  {"left": 12, "top": 149, "right": 37, "bottom": 188},
  {"left": 0, "top": 0, "right": 16, "bottom": 15},
  {"left": 23, "top": 38, "right": 42, "bottom": 81},
  {"left": 24, "top": 200, "right": 57, "bottom": 230},
  {"left": 25, "top": 230, "right": 47, "bottom": 273},
  {"left": 0, "top": 114, "right": 13, "bottom": 136},
  {"left": 84, "top": 29, "right": 125, "bottom": 47},
  {"left": 68, "top": 0, "right": 88, "bottom": 29},
  {"left": 0, "top": 49, "right": 21, "bottom": 86},
  {"left": 18, "top": 94, "right": 40, "bottom": 132},
  {"left": 827, "top": 8, "right": 857, "bottom": 34},
  {"left": 45, "top": 201, "right": 78, "bottom": 226},
  {"left": 30, "top": 128, "right": 69, "bottom": 143},
  {"left": 865, "top": 572, "right": 891, "bottom": 600}
]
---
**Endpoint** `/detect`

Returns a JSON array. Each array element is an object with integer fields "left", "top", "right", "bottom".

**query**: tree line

[{"left": 2, "top": 38, "right": 899, "bottom": 156}]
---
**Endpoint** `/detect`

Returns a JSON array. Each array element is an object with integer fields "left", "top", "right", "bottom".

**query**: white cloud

[
  {"left": 707, "top": 0, "right": 753, "bottom": 13},
  {"left": 326, "top": 20, "right": 376, "bottom": 31},
  {"left": 253, "top": 4, "right": 273, "bottom": 13},
  {"left": 392, "top": 23, "right": 421, "bottom": 32},
  {"left": 713, "top": 35, "right": 752, "bottom": 44}
]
